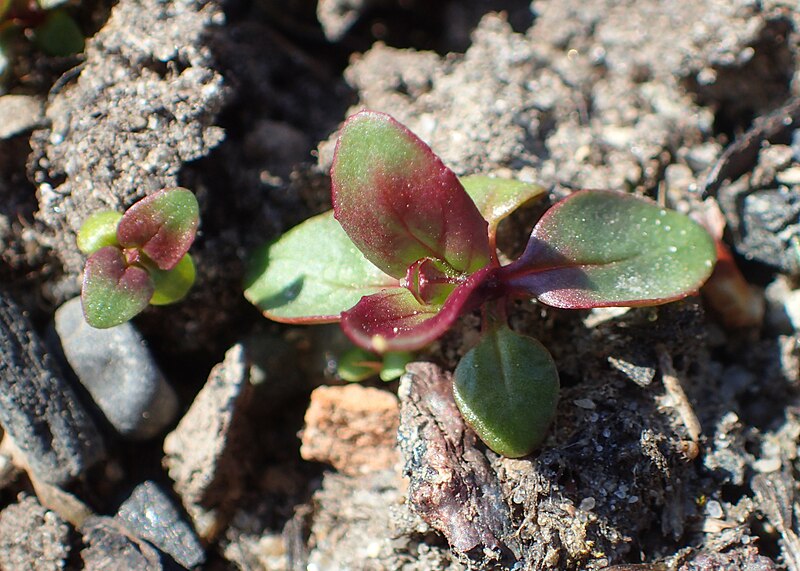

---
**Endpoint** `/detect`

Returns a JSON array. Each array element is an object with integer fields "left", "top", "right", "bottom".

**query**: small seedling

[
  {"left": 78, "top": 188, "right": 199, "bottom": 329},
  {"left": 245, "top": 111, "right": 717, "bottom": 457}
]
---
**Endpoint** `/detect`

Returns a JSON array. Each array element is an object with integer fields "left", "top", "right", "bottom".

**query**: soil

[{"left": 2, "top": 0, "right": 800, "bottom": 569}]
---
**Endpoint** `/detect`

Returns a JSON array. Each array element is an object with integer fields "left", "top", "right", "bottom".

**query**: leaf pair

[{"left": 79, "top": 188, "right": 199, "bottom": 328}]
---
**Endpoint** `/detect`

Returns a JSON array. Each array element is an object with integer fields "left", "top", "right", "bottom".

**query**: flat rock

[
  {"left": 0, "top": 494, "right": 70, "bottom": 570},
  {"left": 54, "top": 296, "right": 178, "bottom": 440},
  {"left": 116, "top": 481, "right": 205, "bottom": 569},
  {"left": 0, "top": 292, "right": 105, "bottom": 486},
  {"left": 0, "top": 95, "right": 45, "bottom": 139},
  {"left": 163, "top": 344, "right": 252, "bottom": 540},
  {"left": 80, "top": 516, "right": 164, "bottom": 571},
  {"left": 300, "top": 384, "right": 400, "bottom": 476}
]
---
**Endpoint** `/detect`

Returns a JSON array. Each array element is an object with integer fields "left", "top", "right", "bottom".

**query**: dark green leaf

[{"left": 454, "top": 325, "right": 559, "bottom": 457}]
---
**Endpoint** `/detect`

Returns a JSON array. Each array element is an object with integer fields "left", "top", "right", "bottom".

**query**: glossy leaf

[
  {"left": 77, "top": 211, "right": 122, "bottom": 255},
  {"left": 149, "top": 253, "right": 196, "bottom": 305},
  {"left": 453, "top": 325, "right": 559, "bottom": 457},
  {"left": 331, "top": 111, "right": 491, "bottom": 278},
  {"left": 341, "top": 266, "right": 494, "bottom": 352},
  {"left": 117, "top": 188, "right": 199, "bottom": 271},
  {"left": 499, "top": 190, "right": 717, "bottom": 308},
  {"left": 244, "top": 210, "right": 398, "bottom": 323},
  {"left": 460, "top": 175, "right": 545, "bottom": 239},
  {"left": 81, "top": 246, "right": 154, "bottom": 328}
]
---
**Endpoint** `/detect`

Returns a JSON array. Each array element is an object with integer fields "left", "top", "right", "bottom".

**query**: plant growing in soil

[
  {"left": 245, "top": 111, "right": 717, "bottom": 457},
  {"left": 0, "top": 0, "right": 84, "bottom": 80},
  {"left": 78, "top": 187, "right": 199, "bottom": 329}
]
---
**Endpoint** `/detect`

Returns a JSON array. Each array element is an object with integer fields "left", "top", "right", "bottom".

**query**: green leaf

[
  {"left": 33, "top": 10, "right": 85, "bottom": 57},
  {"left": 460, "top": 175, "right": 545, "bottom": 238},
  {"left": 244, "top": 210, "right": 398, "bottom": 323},
  {"left": 149, "top": 253, "right": 196, "bottom": 305},
  {"left": 81, "top": 246, "right": 154, "bottom": 329},
  {"left": 0, "top": 0, "right": 11, "bottom": 20},
  {"left": 500, "top": 191, "right": 717, "bottom": 308},
  {"left": 117, "top": 188, "right": 199, "bottom": 271},
  {"left": 453, "top": 325, "right": 559, "bottom": 458},
  {"left": 380, "top": 351, "right": 412, "bottom": 381},
  {"left": 337, "top": 347, "right": 381, "bottom": 382},
  {"left": 77, "top": 211, "right": 123, "bottom": 255},
  {"left": 331, "top": 111, "right": 491, "bottom": 278}
]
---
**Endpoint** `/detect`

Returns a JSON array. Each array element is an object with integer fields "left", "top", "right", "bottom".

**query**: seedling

[
  {"left": 245, "top": 111, "right": 717, "bottom": 457},
  {"left": 78, "top": 188, "right": 199, "bottom": 329}
]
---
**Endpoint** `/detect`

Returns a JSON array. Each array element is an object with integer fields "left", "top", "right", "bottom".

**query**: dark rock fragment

[
  {"left": 116, "top": 480, "right": 205, "bottom": 569},
  {"left": 80, "top": 516, "right": 164, "bottom": 571},
  {"left": 0, "top": 292, "right": 105, "bottom": 486}
]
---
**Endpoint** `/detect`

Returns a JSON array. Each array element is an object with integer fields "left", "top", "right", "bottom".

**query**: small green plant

[
  {"left": 78, "top": 188, "right": 199, "bottom": 329},
  {"left": 245, "top": 111, "right": 717, "bottom": 457},
  {"left": 0, "top": 0, "right": 84, "bottom": 81}
]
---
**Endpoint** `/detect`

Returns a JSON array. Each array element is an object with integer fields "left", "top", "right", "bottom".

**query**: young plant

[
  {"left": 78, "top": 188, "right": 199, "bottom": 329},
  {"left": 245, "top": 111, "right": 717, "bottom": 457}
]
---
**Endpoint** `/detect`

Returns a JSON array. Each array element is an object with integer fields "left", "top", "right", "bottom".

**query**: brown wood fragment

[{"left": 397, "top": 362, "right": 514, "bottom": 559}]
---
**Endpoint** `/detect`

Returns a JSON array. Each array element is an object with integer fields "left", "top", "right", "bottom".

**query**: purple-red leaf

[
  {"left": 117, "top": 188, "right": 199, "bottom": 271},
  {"left": 498, "top": 190, "right": 717, "bottom": 308},
  {"left": 81, "top": 246, "right": 154, "bottom": 328},
  {"left": 341, "top": 266, "right": 495, "bottom": 352},
  {"left": 331, "top": 111, "right": 491, "bottom": 278}
]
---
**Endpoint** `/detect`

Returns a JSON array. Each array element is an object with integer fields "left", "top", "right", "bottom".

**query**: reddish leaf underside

[
  {"left": 116, "top": 188, "right": 199, "bottom": 271},
  {"left": 341, "top": 266, "right": 495, "bottom": 352},
  {"left": 331, "top": 111, "right": 491, "bottom": 278},
  {"left": 498, "top": 190, "right": 717, "bottom": 308},
  {"left": 81, "top": 246, "right": 154, "bottom": 328}
]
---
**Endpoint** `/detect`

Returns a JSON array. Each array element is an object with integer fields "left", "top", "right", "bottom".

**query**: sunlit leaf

[
  {"left": 244, "top": 210, "right": 398, "bottom": 323},
  {"left": 453, "top": 325, "right": 559, "bottom": 457},
  {"left": 81, "top": 247, "right": 154, "bottom": 328},
  {"left": 331, "top": 111, "right": 491, "bottom": 278},
  {"left": 460, "top": 175, "right": 545, "bottom": 239},
  {"left": 149, "top": 253, "right": 196, "bottom": 305},
  {"left": 341, "top": 266, "right": 494, "bottom": 352},
  {"left": 77, "top": 211, "right": 122, "bottom": 255},
  {"left": 499, "top": 190, "right": 717, "bottom": 308},
  {"left": 117, "top": 188, "right": 199, "bottom": 271}
]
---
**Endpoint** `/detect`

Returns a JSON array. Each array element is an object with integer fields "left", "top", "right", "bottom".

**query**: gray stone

[
  {"left": 163, "top": 344, "right": 251, "bottom": 540},
  {"left": 0, "top": 95, "right": 45, "bottom": 139},
  {"left": 54, "top": 296, "right": 178, "bottom": 440},
  {"left": 0, "top": 494, "right": 71, "bottom": 570},
  {"left": 0, "top": 292, "right": 105, "bottom": 486},
  {"left": 116, "top": 481, "right": 205, "bottom": 569}
]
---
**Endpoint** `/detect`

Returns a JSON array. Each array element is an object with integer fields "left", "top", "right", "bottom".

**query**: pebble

[
  {"left": 0, "top": 292, "right": 105, "bottom": 486},
  {"left": 116, "top": 481, "right": 205, "bottom": 569},
  {"left": 0, "top": 95, "right": 45, "bottom": 139},
  {"left": 54, "top": 297, "right": 178, "bottom": 440}
]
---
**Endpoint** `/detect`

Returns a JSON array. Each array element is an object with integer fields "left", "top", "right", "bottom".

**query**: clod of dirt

[
  {"left": 29, "top": 0, "right": 227, "bottom": 298},
  {"left": 300, "top": 384, "right": 400, "bottom": 476},
  {"left": 163, "top": 343, "right": 253, "bottom": 541},
  {"left": 0, "top": 493, "right": 70, "bottom": 570},
  {"left": 0, "top": 291, "right": 105, "bottom": 486}
]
